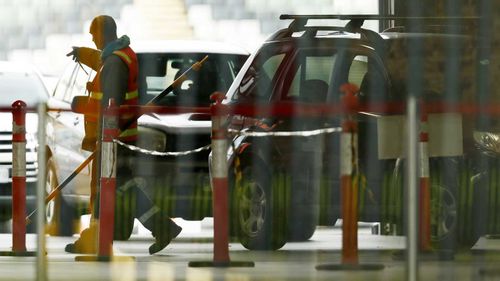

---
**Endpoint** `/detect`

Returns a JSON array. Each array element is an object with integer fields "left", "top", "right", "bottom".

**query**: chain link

[
  {"left": 113, "top": 126, "right": 342, "bottom": 156},
  {"left": 228, "top": 126, "right": 342, "bottom": 137},
  {"left": 113, "top": 139, "right": 211, "bottom": 156}
]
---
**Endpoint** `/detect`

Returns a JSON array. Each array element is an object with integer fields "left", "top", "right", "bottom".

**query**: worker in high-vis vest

[{"left": 65, "top": 15, "right": 181, "bottom": 255}]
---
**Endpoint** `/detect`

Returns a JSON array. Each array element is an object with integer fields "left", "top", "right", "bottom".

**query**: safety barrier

[
  {"left": 7, "top": 92, "right": 500, "bottom": 272},
  {"left": 315, "top": 84, "right": 383, "bottom": 270},
  {"left": 75, "top": 99, "right": 133, "bottom": 262},
  {"left": 118, "top": 91, "right": 500, "bottom": 267},
  {"left": 0, "top": 101, "right": 36, "bottom": 257},
  {"left": 188, "top": 93, "right": 254, "bottom": 267}
]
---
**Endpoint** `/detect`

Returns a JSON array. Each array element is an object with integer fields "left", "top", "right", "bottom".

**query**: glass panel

[{"left": 138, "top": 53, "right": 247, "bottom": 106}]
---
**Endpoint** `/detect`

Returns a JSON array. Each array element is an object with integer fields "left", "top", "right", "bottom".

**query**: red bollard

[
  {"left": 0, "top": 101, "right": 35, "bottom": 256},
  {"left": 12, "top": 100, "right": 27, "bottom": 253},
  {"left": 339, "top": 84, "right": 360, "bottom": 265},
  {"left": 419, "top": 110, "right": 431, "bottom": 251},
  {"left": 76, "top": 99, "right": 131, "bottom": 262},
  {"left": 209, "top": 96, "right": 230, "bottom": 264},
  {"left": 340, "top": 116, "right": 359, "bottom": 264},
  {"left": 97, "top": 99, "right": 119, "bottom": 258},
  {"left": 189, "top": 92, "right": 253, "bottom": 268},
  {"left": 317, "top": 83, "right": 383, "bottom": 271}
]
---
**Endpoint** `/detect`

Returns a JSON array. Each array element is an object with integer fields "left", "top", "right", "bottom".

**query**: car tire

[
  {"left": 286, "top": 178, "right": 320, "bottom": 242},
  {"left": 428, "top": 158, "right": 461, "bottom": 254},
  {"left": 232, "top": 157, "right": 287, "bottom": 250},
  {"left": 45, "top": 157, "right": 76, "bottom": 237}
]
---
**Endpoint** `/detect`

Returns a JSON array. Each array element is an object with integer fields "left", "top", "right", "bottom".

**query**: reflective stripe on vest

[
  {"left": 84, "top": 46, "right": 139, "bottom": 142},
  {"left": 113, "top": 50, "right": 133, "bottom": 64},
  {"left": 113, "top": 47, "right": 139, "bottom": 142}
]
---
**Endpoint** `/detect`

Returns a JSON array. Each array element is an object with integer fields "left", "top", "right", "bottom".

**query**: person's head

[{"left": 89, "top": 15, "right": 117, "bottom": 50}]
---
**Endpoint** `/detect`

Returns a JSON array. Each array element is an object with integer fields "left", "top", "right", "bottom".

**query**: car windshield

[
  {"left": 138, "top": 53, "right": 247, "bottom": 106},
  {"left": 0, "top": 71, "right": 48, "bottom": 107},
  {"left": 232, "top": 44, "right": 291, "bottom": 103},
  {"left": 233, "top": 42, "right": 347, "bottom": 104}
]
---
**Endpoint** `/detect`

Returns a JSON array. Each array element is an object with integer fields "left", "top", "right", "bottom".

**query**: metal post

[
  {"left": 407, "top": 96, "right": 419, "bottom": 281},
  {"left": 36, "top": 103, "right": 47, "bottom": 281}
]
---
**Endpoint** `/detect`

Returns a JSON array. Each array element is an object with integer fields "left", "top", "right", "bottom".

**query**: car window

[
  {"left": 286, "top": 50, "right": 337, "bottom": 102},
  {"left": 348, "top": 55, "right": 368, "bottom": 87},
  {"left": 68, "top": 64, "right": 93, "bottom": 103},
  {"left": 138, "top": 53, "right": 247, "bottom": 106},
  {"left": 0, "top": 71, "right": 48, "bottom": 107},
  {"left": 53, "top": 64, "right": 77, "bottom": 101},
  {"left": 234, "top": 48, "right": 288, "bottom": 103},
  {"left": 358, "top": 55, "right": 389, "bottom": 103}
]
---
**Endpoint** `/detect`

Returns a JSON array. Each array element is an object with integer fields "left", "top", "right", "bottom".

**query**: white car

[
  {"left": 0, "top": 61, "right": 49, "bottom": 231},
  {"left": 46, "top": 40, "right": 249, "bottom": 237}
]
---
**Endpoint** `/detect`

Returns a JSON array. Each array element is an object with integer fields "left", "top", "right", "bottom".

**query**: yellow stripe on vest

[
  {"left": 125, "top": 90, "right": 138, "bottom": 100},
  {"left": 113, "top": 51, "right": 132, "bottom": 65},
  {"left": 90, "top": 92, "right": 103, "bottom": 100}
]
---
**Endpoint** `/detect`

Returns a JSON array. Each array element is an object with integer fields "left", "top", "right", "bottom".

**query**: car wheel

[
  {"left": 45, "top": 158, "right": 75, "bottom": 237},
  {"left": 429, "top": 158, "right": 462, "bottom": 254},
  {"left": 232, "top": 157, "right": 287, "bottom": 250},
  {"left": 430, "top": 182, "right": 458, "bottom": 242}
]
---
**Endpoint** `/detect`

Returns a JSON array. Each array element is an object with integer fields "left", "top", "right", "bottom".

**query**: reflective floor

[{"left": 0, "top": 219, "right": 499, "bottom": 280}]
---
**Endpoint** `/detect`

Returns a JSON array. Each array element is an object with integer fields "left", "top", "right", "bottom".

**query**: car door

[
  {"left": 324, "top": 46, "right": 391, "bottom": 223},
  {"left": 48, "top": 63, "right": 93, "bottom": 197}
]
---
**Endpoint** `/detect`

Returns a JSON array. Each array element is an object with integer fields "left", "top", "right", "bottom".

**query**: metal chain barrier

[
  {"left": 113, "top": 139, "right": 211, "bottom": 156},
  {"left": 227, "top": 126, "right": 342, "bottom": 137},
  {"left": 112, "top": 126, "right": 342, "bottom": 157}
]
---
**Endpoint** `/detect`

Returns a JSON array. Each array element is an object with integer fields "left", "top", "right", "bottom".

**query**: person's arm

[
  {"left": 67, "top": 47, "right": 102, "bottom": 71},
  {"left": 100, "top": 54, "right": 129, "bottom": 107}
]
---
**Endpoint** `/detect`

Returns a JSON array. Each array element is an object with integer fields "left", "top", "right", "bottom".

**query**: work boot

[
  {"left": 64, "top": 221, "right": 98, "bottom": 254},
  {"left": 148, "top": 222, "right": 182, "bottom": 255}
]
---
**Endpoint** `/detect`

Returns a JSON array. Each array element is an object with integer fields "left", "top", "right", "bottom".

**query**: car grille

[{"left": 0, "top": 131, "right": 38, "bottom": 184}]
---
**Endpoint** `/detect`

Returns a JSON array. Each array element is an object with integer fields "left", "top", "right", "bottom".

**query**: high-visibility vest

[{"left": 82, "top": 46, "right": 139, "bottom": 151}]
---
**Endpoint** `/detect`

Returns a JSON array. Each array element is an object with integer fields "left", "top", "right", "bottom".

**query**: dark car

[
  {"left": 46, "top": 40, "right": 249, "bottom": 237},
  {"left": 218, "top": 15, "right": 484, "bottom": 251}
]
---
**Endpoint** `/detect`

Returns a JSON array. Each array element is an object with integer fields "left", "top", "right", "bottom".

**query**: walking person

[{"left": 65, "top": 15, "right": 181, "bottom": 255}]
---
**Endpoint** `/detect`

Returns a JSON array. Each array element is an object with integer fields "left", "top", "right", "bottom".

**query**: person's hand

[{"left": 66, "top": 47, "right": 79, "bottom": 62}]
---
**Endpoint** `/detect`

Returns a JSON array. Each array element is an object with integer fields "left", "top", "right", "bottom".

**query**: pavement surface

[{"left": 0, "top": 219, "right": 499, "bottom": 280}]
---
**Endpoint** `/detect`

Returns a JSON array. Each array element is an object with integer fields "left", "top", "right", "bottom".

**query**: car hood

[{"left": 138, "top": 113, "right": 211, "bottom": 134}]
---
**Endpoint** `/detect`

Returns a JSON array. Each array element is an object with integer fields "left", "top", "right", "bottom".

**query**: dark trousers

[{"left": 91, "top": 144, "right": 175, "bottom": 233}]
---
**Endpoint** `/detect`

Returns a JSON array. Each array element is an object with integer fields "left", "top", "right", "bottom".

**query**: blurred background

[{"left": 0, "top": 0, "right": 378, "bottom": 89}]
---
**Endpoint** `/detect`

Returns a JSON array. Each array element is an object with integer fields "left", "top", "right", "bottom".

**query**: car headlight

[{"left": 137, "top": 127, "right": 166, "bottom": 152}]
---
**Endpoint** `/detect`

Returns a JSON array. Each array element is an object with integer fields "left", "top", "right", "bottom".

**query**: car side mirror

[{"left": 71, "top": 96, "right": 89, "bottom": 114}]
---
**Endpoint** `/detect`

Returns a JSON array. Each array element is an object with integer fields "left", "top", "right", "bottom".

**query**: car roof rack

[
  {"left": 269, "top": 14, "right": 479, "bottom": 51},
  {"left": 279, "top": 14, "right": 479, "bottom": 30},
  {"left": 270, "top": 14, "right": 392, "bottom": 51}
]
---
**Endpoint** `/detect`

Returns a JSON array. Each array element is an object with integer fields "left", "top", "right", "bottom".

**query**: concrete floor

[{"left": 0, "top": 220, "right": 499, "bottom": 280}]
